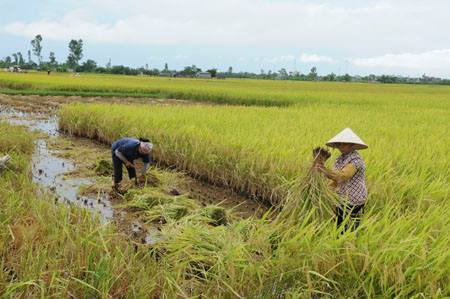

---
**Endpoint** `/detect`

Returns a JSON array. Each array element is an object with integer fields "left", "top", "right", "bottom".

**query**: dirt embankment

[{"left": 0, "top": 94, "right": 192, "bottom": 114}]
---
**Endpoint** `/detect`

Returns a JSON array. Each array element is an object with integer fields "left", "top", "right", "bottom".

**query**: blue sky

[{"left": 1, "top": 0, "right": 450, "bottom": 77}]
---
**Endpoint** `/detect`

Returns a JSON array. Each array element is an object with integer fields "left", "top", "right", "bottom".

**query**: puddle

[
  {"left": 1, "top": 106, "right": 113, "bottom": 222},
  {"left": 32, "top": 139, "right": 113, "bottom": 220}
]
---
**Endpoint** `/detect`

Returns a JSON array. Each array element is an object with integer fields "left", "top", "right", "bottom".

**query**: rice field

[
  {"left": 55, "top": 84, "right": 449, "bottom": 296},
  {"left": 1, "top": 71, "right": 450, "bottom": 107},
  {"left": 1, "top": 74, "right": 449, "bottom": 297}
]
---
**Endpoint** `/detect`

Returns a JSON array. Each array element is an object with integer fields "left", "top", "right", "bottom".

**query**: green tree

[
  {"left": 308, "top": 66, "right": 318, "bottom": 80},
  {"left": 17, "top": 52, "right": 25, "bottom": 66},
  {"left": 181, "top": 65, "right": 201, "bottom": 76},
  {"left": 48, "top": 52, "right": 57, "bottom": 69},
  {"left": 12, "top": 53, "right": 18, "bottom": 65},
  {"left": 323, "top": 73, "right": 336, "bottom": 81},
  {"left": 31, "top": 34, "right": 43, "bottom": 66},
  {"left": 343, "top": 73, "right": 352, "bottom": 82},
  {"left": 80, "top": 59, "right": 97, "bottom": 72},
  {"left": 27, "top": 50, "right": 32, "bottom": 64},
  {"left": 4, "top": 56, "right": 12, "bottom": 66},
  {"left": 66, "top": 39, "right": 83, "bottom": 69},
  {"left": 206, "top": 68, "right": 217, "bottom": 77},
  {"left": 278, "top": 68, "right": 288, "bottom": 79}
]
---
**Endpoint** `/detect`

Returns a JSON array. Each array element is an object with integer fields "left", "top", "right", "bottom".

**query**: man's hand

[
  {"left": 125, "top": 161, "right": 135, "bottom": 169},
  {"left": 138, "top": 175, "right": 146, "bottom": 184}
]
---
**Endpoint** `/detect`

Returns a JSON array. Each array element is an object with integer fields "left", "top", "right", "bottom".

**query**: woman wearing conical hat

[{"left": 316, "top": 128, "right": 368, "bottom": 233}]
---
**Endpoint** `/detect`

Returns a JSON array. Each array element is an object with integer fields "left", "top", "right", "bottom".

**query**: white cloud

[
  {"left": 299, "top": 53, "right": 337, "bottom": 64},
  {"left": 269, "top": 55, "right": 295, "bottom": 63},
  {"left": 2, "top": 0, "right": 450, "bottom": 76},
  {"left": 2, "top": 0, "right": 449, "bottom": 52},
  {"left": 351, "top": 49, "right": 450, "bottom": 76}
]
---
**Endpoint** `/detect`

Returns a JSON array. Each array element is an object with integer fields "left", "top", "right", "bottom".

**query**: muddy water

[{"left": 1, "top": 106, "right": 114, "bottom": 222}]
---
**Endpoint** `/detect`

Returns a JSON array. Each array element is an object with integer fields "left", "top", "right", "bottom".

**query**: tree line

[
  {"left": 1, "top": 35, "right": 448, "bottom": 85},
  {"left": 1, "top": 35, "right": 85, "bottom": 72}
]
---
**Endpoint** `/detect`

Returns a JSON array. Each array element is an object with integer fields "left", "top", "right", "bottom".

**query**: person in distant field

[
  {"left": 111, "top": 137, "right": 153, "bottom": 190},
  {"left": 316, "top": 128, "right": 368, "bottom": 234}
]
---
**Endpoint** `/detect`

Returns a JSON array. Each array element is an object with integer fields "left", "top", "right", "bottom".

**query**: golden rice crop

[
  {"left": 59, "top": 100, "right": 449, "bottom": 207},
  {"left": 1, "top": 71, "right": 450, "bottom": 107}
]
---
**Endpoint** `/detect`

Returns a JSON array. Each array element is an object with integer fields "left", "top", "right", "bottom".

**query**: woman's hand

[
  {"left": 314, "top": 161, "right": 329, "bottom": 175},
  {"left": 125, "top": 161, "right": 135, "bottom": 169},
  {"left": 313, "top": 159, "right": 324, "bottom": 169}
]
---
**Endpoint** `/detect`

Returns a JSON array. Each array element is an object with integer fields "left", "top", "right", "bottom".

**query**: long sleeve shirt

[
  {"left": 328, "top": 163, "right": 357, "bottom": 188},
  {"left": 112, "top": 138, "right": 151, "bottom": 175},
  {"left": 332, "top": 151, "right": 367, "bottom": 206},
  {"left": 330, "top": 151, "right": 367, "bottom": 206}
]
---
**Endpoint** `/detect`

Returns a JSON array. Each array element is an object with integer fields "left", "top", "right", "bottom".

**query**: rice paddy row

[
  {"left": 59, "top": 102, "right": 449, "bottom": 208},
  {"left": 1, "top": 71, "right": 450, "bottom": 107}
]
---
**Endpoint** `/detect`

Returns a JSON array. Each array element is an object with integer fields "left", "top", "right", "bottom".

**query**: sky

[{"left": 1, "top": 0, "right": 450, "bottom": 77}]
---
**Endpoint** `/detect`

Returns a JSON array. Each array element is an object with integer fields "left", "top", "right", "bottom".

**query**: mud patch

[{"left": 0, "top": 94, "right": 192, "bottom": 114}]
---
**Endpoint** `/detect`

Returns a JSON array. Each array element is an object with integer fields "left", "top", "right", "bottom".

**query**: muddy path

[
  {"left": 0, "top": 96, "right": 266, "bottom": 243},
  {"left": 0, "top": 94, "right": 193, "bottom": 114}
]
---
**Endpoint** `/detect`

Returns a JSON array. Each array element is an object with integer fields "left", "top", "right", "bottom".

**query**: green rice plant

[
  {"left": 94, "top": 159, "right": 113, "bottom": 176},
  {"left": 122, "top": 187, "right": 175, "bottom": 209},
  {"left": 200, "top": 206, "right": 228, "bottom": 226},
  {"left": 121, "top": 187, "right": 231, "bottom": 225},
  {"left": 0, "top": 122, "right": 34, "bottom": 155},
  {"left": 275, "top": 167, "right": 341, "bottom": 227}
]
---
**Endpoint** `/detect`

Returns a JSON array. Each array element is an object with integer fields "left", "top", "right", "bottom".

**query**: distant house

[
  {"left": 8, "top": 66, "right": 23, "bottom": 73},
  {"left": 159, "top": 72, "right": 173, "bottom": 77},
  {"left": 172, "top": 72, "right": 190, "bottom": 78},
  {"left": 196, "top": 72, "right": 212, "bottom": 79}
]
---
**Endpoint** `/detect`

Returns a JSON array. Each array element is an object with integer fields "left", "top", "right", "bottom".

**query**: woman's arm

[{"left": 317, "top": 163, "right": 357, "bottom": 184}]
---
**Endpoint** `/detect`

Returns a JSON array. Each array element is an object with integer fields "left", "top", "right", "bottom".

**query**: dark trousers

[
  {"left": 335, "top": 203, "right": 364, "bottom": 234},
  {"left": 112, "top": 152, "right": 136, "bottom": 185}
]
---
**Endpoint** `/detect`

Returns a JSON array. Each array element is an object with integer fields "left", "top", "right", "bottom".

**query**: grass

[{"left": 1, "top": 71, "right": 450, "bottom": 107}]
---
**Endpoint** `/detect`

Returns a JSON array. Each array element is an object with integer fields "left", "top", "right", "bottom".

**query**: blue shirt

[{"left": 112, "top": 138, "right": 150, "bottom": 163}]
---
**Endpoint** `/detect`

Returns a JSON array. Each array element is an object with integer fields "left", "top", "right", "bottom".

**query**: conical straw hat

[{"left": 326, "top": 128, "right": 368, "bottom": 150}]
